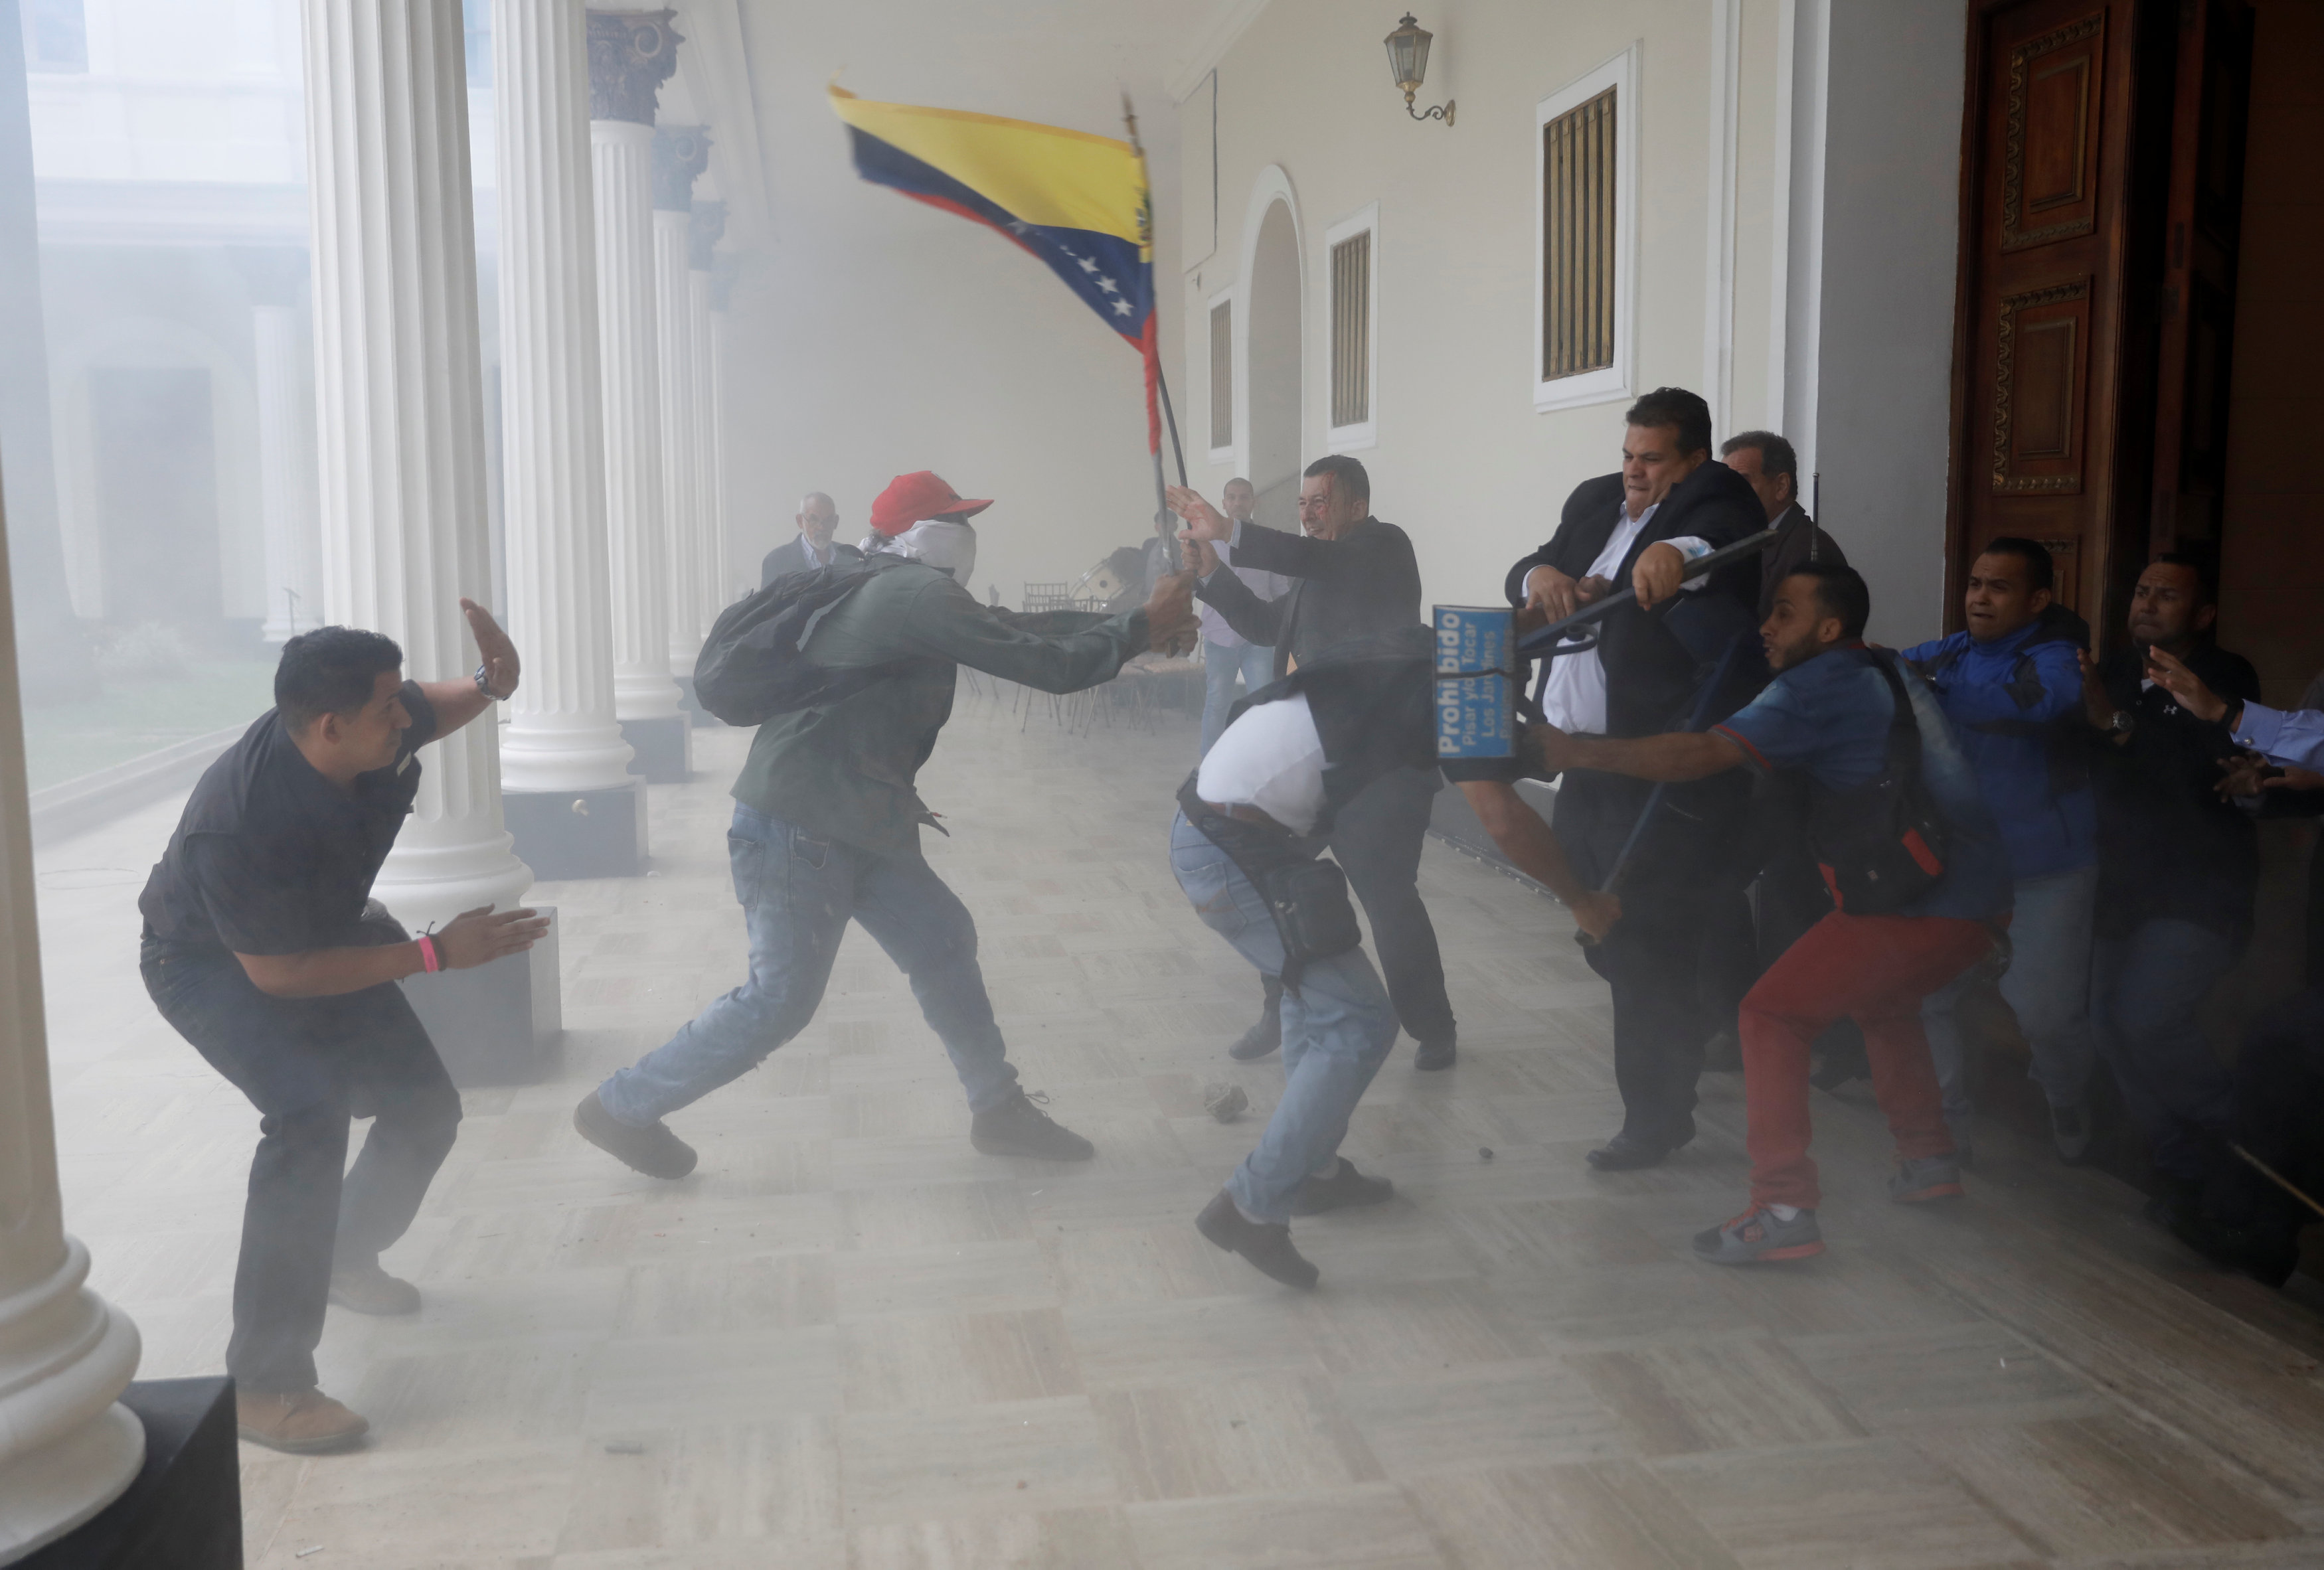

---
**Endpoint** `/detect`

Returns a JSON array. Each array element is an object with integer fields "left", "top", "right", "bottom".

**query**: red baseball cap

[{"left": 868, "top": 471, "right": 993, "bottom": 535}]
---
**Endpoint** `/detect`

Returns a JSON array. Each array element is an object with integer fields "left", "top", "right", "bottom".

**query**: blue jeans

[
  {"left": 2092, "top": 917, "right": 2237, "bottom": 1181},
  {"left": 598, "top": 805, "right": 1021, "bottom": 1125},
  {"left": 1201, "top": 638, "right": 1279, "bottom": 755},
  {"left": 1922, "top": 862, "right": 2098, "bottom": 1135},
  {"left": 1170, "top": 811, "right": 1398, "bottom": 1221}
]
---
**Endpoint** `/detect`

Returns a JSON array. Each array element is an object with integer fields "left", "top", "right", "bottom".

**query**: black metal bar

[{"left": 1516, "top": 524, "right": 1779, "bottom": 658}]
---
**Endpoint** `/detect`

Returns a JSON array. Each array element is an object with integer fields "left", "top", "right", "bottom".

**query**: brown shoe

[
  {"left": 329, "top": 1259, "right": 422, "bottom": 1315},
  {"left": 237, "top": 1388, "right": 371, "bottom": 1454}
]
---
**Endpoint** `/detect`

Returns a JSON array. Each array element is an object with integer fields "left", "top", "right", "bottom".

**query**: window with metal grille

[
  {"left": 1329, "top": 232, "right": 1371, "bottom": 429},
  {"left": 1208, "top": 299, "right": 1233, "bottom": 452},
  {"left": 1541, "top": 85, "right": 1617, "bottom": 382}
]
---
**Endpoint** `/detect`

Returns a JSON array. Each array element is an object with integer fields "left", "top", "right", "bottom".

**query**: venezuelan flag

[{"left": 829, "top": 84, "right": 1162, "bottom": 447}]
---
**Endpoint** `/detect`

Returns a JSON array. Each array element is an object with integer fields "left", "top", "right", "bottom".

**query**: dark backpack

[
  {"left": 1809, "top": 651, "right": 1952, "bottom": 915},
  {"left": 691, "top": 556, "right": 916, "bottom": 727}
]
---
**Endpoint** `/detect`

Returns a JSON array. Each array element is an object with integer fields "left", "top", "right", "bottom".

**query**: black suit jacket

[
  {"left": 1758, "top": 504, "right": 1846, "bottom": 620},
  {"left": 1503, "top": 461, "right": 1765, "bottom": 737},
  {"left": 1195, "top": 516, "right": 1421, "bottom": 682},
  {"left": 761, "top": 536, "right": 862, "bottom": 588}
]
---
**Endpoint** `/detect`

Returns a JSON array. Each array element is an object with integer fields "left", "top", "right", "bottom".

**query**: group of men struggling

[{"left": 137, "top": 386, "right": 2319, "bottom": 1454}]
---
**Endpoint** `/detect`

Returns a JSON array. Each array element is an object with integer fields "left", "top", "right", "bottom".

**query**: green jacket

[{"left": 731, "top": 555, "right": 1149, "bottom": 858}]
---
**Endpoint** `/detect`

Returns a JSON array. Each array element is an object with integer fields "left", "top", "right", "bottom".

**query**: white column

[
  {"left": 303, "top": 0, "right": 531, "bottom": 931},
  {"left": 255, "top": 302, "right": 321, "bottom": 643},
  {"left": 0, "top": 491, "right": 143, "bottom": 1563},
  {"left": 687, "top": 196, "right": 725, "bottom": 617},
  {"left": 709, "top": 261, "right": 736, "bottom": 599},
  {"left": 651, "top": 125, "right": 708, "bottom": 675},
  {"left": 588, "top": 11, "right": 681, "bottom": 720},
  {"left": 495, "top": 0, "right": 633, "bottom": 793}
]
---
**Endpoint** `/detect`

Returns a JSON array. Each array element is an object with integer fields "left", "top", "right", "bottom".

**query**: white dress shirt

[
  {"left": 1196, "top": 533, "right": 1292, "bottom": 649},
  {"left": 1535, "top": 503, "right": 1712, "bottom": 735}
]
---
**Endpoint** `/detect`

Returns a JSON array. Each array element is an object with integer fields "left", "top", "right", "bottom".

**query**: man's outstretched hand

[
  {"left": 462, "top": 597, "right": 521, "bottom": 700},
  {"left": 1145, "top": 569, "right": 1200, "bottom": 656},
  {"left": 2144, "top": 645, "right": 2230, "bottom": 724},
  {"left": 435, "top": 903, "right": 551, "bottom": 970},
  {"left": 1166, "top": 485, "right": 1234, "bottom": 545}
]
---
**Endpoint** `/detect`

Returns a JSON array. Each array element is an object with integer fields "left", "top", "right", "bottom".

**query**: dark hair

[
  {"left": 1302, "top": 453, "right": 1370, "bottom": 507},
  {"left": 2153, "top": 550, "right": 2218, "bottom": 606},
  {"left": 1720, "top": 429, "right": 1797, "bottom": 486},
  {"left": 1782, "top": 561, "right": 1870, "bottom": 639},
  {"left": 1623, "top": 386, "right": 1712, "bottom": 458},
  {"left": 276, "top": 625, "right": 404, "bottom": 732},
  {"left": 1974, "top": 535, "right": 2055, "bottom": 594}
]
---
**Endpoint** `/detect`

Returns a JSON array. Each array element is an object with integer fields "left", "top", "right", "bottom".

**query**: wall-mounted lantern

[{"left": 1384, "top": 13, "right": 1453, "bottom": 126}]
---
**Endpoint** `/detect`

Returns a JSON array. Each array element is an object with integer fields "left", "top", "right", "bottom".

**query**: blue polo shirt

[{"left": 1714, "top": 644, "right": 2011, "bottom": 923}]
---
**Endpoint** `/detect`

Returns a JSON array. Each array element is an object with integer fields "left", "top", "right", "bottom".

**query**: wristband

[{"left": 417, "top": 934, "right": 441, "bottom": 974}]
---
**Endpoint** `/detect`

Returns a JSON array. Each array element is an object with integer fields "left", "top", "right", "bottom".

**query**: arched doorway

[{"left": 1245, "top": 198, "right": 1302, "bottom": 531}]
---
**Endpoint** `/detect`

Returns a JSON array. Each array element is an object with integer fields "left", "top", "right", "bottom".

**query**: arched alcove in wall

[{"left": 1245, "top": 197, "right": 1303, "bottom": 532}]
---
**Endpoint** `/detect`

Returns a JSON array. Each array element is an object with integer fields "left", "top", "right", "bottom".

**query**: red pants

[{"left": 1740, "top": 910, "right": 1994, "bottom": 1209}]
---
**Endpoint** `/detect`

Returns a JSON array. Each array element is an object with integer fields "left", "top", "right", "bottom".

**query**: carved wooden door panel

[{"left": 1953, "top": 0, "right": 2145, "bottom": 627}]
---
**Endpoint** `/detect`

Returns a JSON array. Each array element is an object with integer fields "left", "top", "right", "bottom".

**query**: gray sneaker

[
  {"left": 970, "top": 1090, "right": 1096, "bottom": 1160},
  {"left": 1692, "top": 1205, "right": 1824, "bottom": 1264},
  {"left": 1888, "top": 1153, "right": 1965, "bottom": 1204}
]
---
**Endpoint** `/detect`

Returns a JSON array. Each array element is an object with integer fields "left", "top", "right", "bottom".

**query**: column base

[
  {"left": 675, "top": 674, "right": 726, "bottom": 728},
  {"left": 619, "top": 713, "right": 691, "bottom": 783},
  {"left": 399, "top": 907, "right": 563, "bottom": 1087},
  {"left": 14, "top": 1380, "right": 238, "bottom": 1570},
  {"left": 503, "top": 780, "right": 649, "bottom": 880}
]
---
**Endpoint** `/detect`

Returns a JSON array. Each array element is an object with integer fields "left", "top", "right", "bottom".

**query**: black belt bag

[{"left": 1177, "top": 775, "right": 1361, "bottom": 991}]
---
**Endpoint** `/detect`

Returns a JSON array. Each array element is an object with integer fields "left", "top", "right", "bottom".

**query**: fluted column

[
  {"left": 651, "top": 125, "right": 708, "bottom": 674},
  {"left": 0, "top": 479, "right": 143, "bottom": 1564},
  {"left": 687, "top": 198, "right": 725, "bottom": 621},
  {"left": 496, "top": 0, "right": 633, "bottom": 792},
  {"left": 303, "top": 0, "right": 531, "bottom": 931},
  {"left": 254, "top": 303, "right": 321, "bottom": 643},
  {"left": 587, "top": 10, "right": 681, "bottom": 720}
]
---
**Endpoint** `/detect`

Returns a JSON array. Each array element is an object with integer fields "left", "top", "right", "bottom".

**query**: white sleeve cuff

[{"left": 1666, "top": 536, "right": 1715, "bottom": 592}]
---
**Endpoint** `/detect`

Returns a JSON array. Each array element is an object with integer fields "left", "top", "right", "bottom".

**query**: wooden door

[
  {"left": 1950, "top": 0, "right": 2149, "bottom": 633},
  {"left": 2147, "top": 0, "right": 2252, "bottom": 558}
]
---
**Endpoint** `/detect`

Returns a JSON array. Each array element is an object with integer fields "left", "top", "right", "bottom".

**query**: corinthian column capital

[
  {"left": 688, "top": 198, "right": 725, "bottom": 271},
  {"left": 651, "top": 125, "right": 711, "bottom": 212},
  {"left": 586, "top": 9, "right": 679, "bottom": 125}
]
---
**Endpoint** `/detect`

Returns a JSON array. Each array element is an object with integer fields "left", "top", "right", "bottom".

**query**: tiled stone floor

[{"left": 31, "top": 688, "right": 2324, "bottom": 1569}]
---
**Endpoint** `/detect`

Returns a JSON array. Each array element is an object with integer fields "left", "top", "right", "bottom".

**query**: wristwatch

[
  {"left": 2106, "top": 709, "right": 2135, "bottom": 738},
  {"left": 474, "top": 663, "right": 504, "bottom": 701}
]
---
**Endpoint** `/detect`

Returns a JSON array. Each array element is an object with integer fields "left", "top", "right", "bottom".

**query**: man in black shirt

[
  {"left": 139, "top": 605, "right": 548, "bottom": 1453},
  {"left": 2078, "top": 554, "right": 2258, "bottom": 1194},
  {"left": 1171, "top": 455, "right": 1459, "bottom": 1071}
]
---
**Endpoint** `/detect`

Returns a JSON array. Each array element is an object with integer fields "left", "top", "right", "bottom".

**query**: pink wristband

[{"left": 417, "top": 935, "right": 440, "bottom": 974}]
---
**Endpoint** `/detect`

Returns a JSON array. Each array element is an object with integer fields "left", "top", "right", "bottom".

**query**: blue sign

[{"left": 1434, "top": 605, "right": 1515, "bottom": 759}]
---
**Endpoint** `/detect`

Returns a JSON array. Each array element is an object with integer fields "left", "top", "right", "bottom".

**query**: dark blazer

[
  {"left": 1758, "top": 503, "right": 1846, "bottom": 620},
  {"left": 1503, "top": 461, "right": 1765, "bottom": 737},
  {"left": 1195, "top": 516, "right": 1421, "bottom": 682},
  {"left": 760, "top": 535, "right": 862, "bottom": 588}
]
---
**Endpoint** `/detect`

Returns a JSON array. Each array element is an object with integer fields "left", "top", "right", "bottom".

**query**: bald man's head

[{"left": 797, "top": 493, "right": 839, "bottom": 548}]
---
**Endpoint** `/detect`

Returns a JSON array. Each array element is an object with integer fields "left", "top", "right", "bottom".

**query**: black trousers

[
  {"left": 1327, "top": 764, "right": 1457, "bottom": 1047},
  {"left": 141, "top": 940, "right": 461, "bottom": 1393},
  {"left": 1553, "top": 768, "right": 1752, "bottom": 1147}
]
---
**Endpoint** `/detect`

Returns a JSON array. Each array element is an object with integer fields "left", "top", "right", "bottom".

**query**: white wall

[{"left": 1183, "top": 0, "right": 1972, "bottom": 646}]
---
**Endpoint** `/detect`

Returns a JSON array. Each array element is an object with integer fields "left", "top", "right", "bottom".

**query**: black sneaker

[
  {"left": 1196, "top": 1190, "right": 1319, "bottom": 1288},
  {"left": 1412, "top": 1038, "right": 1457, "bottom": 1071},
  {"left": 1228, "top": 1006, "right": 1282, "bottom": 1061},
  {"left": 1291, "top": 1158, "right": 1394, "bottom": 1216},
  {"left": 970, "top": 1089, "right": 1096, "bottom": 1160},
  {"left": 574, "top": 1089, "right": 698, "bottom": 1180}
]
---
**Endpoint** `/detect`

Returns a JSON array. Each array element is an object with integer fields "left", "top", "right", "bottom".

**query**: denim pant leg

[
  {"left": 2092, "top": 919, "right": 2237, "bottom": 1181},
  {"left": 599, "top": 806, "right": 854, "bottom": 1126},
  {"left": 849, "top": 852, "right": 1022, "bottom": 1114},
  {"left": 1918, "top": 968, "right": 1978, "bottom": 1140},
  {"left": 1999, "top": 864, "right": 2099, "bottom": 1109},
  {"left": 1169, "top": 813, "right": 1398, "bottom": 1223}
]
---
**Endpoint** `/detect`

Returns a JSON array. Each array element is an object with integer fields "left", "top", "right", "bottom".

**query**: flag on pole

[{"left": 828, "top": 84, "right": 1161, "bottom": 453}]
